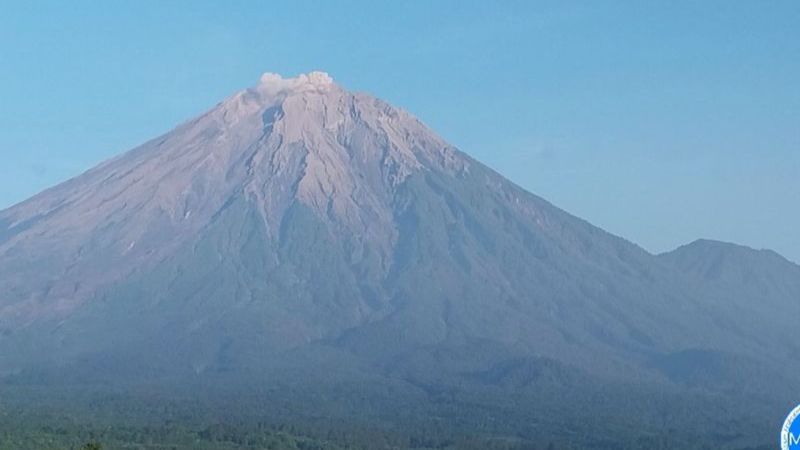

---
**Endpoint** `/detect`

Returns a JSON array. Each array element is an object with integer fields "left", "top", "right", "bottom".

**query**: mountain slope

[{"left": 0, "top": 72, "right": 796, "bottom": 446}]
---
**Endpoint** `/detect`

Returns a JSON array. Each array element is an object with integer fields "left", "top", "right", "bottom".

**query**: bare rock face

[{"left": 0, "top": 72, "right": 798, "bottom": 443}]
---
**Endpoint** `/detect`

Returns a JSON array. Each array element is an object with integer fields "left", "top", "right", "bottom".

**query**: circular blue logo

[{"left": 782, "top": 404, "right": 800, "bottom": 449}]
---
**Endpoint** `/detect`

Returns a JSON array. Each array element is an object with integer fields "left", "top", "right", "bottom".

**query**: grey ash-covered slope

[{"left": 0, "top": 72, "right": 798, "bottom": 443}]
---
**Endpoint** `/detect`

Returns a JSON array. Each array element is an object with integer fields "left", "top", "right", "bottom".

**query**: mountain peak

[
  {"left": 0, "top": 71, "right": 467, "bottom": 326},
  {"left": 665, "top": 239, "right": 785, "bottom": 260},
  {"left": 659, "top": 238, "right": 800, "bottom": 283}
]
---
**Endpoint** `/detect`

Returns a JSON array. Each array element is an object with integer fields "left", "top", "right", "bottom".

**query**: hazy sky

[{"left": 1, "top": 1, "right": 798, "bottom": 261}]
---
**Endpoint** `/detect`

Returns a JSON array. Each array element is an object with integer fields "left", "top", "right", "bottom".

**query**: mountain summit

[
  {"left": 1, "top": 72, "right": 798, "bottom": 446},
  {"left": 0, "top": 71, "right": 462, "bottom": 328}
]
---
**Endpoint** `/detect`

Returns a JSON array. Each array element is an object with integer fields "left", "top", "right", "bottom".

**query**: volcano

[{"left": 1, "top": 72, "right": 797, "bottom": 447}]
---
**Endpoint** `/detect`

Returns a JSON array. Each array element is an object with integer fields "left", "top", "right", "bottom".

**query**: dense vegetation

[
  {"left": 0, "top": 381, "right": 777, "bottom": 450},
  {"left": 1, "top": 422, "right": 339, "bottom": 450},
  {"left": 0, "top": 416, "right": 560, "bottom": 450},
  {"left": 0, "top": 420, "right": 776, "bottom": 450}
]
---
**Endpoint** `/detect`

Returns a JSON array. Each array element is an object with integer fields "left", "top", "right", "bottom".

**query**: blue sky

[{"left": 1, "top": 1, "right": 798, "bottom": 261}]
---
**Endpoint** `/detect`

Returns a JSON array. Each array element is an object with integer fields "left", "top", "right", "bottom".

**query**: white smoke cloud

[{"left": 256, "top": 71, "right": 334, "bottom": 98}]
